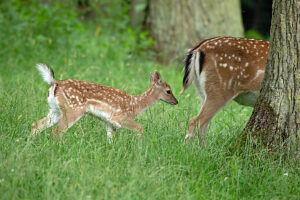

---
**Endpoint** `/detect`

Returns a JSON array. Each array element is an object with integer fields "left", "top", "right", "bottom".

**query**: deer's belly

[
  {"left": 234, "top": 91, "right": 260, "bottom": 107},
  {"left": 87, "top": 105, "right": 121, "bottom": 127}
]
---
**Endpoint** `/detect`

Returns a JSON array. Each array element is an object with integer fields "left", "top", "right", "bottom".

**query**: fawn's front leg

[
  {"left": 106, "top": 124, "right": 116, "bottom": 143},
  {"left": 125, "top": 120, "right": 144, "bottom": 133},
  {"left": 118, "top": 118, "right": 144, "bottom": 133}
]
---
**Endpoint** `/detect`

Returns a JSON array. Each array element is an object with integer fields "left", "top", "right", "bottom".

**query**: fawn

[
  {"left": 181, "top": 36, "right": 269, "bottom": 145},
  {"left": 32, "top": 64, "right": 178, "bottom": 139}
]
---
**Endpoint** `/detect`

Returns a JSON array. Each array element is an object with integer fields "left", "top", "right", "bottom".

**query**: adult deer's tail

[{"left": 180, "top": 50, "right": 204, "bottom": 94}]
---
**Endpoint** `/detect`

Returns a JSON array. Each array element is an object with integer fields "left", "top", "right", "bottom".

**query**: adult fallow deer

[{"left": 181, "top": 36, "right": 269, "bottom": 145}]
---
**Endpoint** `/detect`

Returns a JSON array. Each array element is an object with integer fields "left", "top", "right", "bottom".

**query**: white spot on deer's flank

[
  {"left": 254, "top": 70, "right": 264, "bottom": 80},
  {"left": 228, "top": 78, "right": 232, "bottom": 88},
  {"left": 229, "top": 66, "right": 233, "bottom": 71},
  {"left": 245, "top": 62, "right": 249, "bottom": 67}
]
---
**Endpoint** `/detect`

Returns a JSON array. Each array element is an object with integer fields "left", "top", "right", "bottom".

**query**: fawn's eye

[{"left": 166, "top": 90, "right": 171, "bottom": 94}]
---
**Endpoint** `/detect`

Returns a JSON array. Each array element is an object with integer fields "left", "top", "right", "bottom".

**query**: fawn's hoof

[
  {"left": 184, "top": 133, "right": 194, "bottom": 141},
  {"left": 31, "top": 122, "right": 37, "bottom": 135}
]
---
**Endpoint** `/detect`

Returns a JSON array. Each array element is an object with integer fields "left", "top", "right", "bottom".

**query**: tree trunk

[
  {"left": 147, "top": 0, "right": 244, "bottom": 64},
  {"left": 234, "top": 0, "right": 300, "bottom": 156},
  {"left": 130, "top": 0, "right": 147, "bottom": 28}
]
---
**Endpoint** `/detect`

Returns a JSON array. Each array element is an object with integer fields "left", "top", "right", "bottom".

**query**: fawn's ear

[{"left": 150, "top": 71, "right": 162, "bottom": 85}]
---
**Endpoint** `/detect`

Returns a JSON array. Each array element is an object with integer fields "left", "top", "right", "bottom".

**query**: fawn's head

[{"left": 150, "top": 71, "right": 178, "bottom": 105}]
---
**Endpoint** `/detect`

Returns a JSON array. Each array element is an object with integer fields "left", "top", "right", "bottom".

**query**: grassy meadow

[{"left": 0, "top": 1, "right": 299, "bottom": 199}]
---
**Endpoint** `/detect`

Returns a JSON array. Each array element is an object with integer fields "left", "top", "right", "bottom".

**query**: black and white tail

[
  {"left": 36, "top": 64, "right": 56, "bottom": 85},
  {"left": 181, "top": 49, "right": 205, "bottom": 94}
]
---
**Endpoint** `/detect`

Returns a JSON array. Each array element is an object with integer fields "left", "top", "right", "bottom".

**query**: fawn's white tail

[{"left": 36, "top": 63, "right": 56, "bottom": 85}]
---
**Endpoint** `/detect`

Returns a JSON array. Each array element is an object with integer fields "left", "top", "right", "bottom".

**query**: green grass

[{"left": 0, "top": 6, "right": 300, "bottom": 200}]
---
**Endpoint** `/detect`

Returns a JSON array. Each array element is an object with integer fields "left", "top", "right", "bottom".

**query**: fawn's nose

[{"left": 172, "top": 99, "right": 178, "bottom": 105}]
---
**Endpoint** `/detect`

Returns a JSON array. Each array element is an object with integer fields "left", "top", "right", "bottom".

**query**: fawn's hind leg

[
  {"left": 31, "top": 109, "right": 62, "bottom": 135},
  {"left": 32, "top": 84, "right": 62, "bottom": 135},
  {"left": 52, "top": 109, "right": 85, "bottom": 138}
]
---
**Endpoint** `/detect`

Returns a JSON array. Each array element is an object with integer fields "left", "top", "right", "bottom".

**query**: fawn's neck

[{"left": 131, "top": 85, "right": 160, "bottom": 114}]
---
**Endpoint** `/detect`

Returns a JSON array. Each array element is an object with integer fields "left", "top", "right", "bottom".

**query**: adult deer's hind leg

[{"left": 185, "top": 93, "right": 233, "bottom": 146}]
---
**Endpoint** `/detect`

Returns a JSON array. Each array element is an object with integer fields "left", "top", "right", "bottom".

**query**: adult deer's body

[
  {"left": 32, "top": 64, "right": 178, "bottom": 139},
  {"left": 181, "top": 36, "right": 269, "bottom": 145}
]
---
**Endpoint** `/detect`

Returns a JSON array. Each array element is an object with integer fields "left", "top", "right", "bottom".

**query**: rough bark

[
  {"left": 147, "top": 0, "right": 244, "bottom": 64},
  {"left": 234, "top": 0, "right": 300, "bottom": 157}
]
